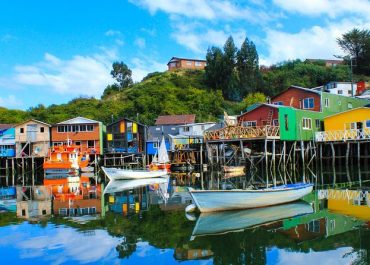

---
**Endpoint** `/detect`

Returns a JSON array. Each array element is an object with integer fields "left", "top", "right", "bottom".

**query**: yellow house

[{"left": 316, "top": 107, "right": 370, "bottom": 141}]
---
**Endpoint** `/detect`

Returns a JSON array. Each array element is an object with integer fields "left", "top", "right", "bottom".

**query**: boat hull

[
  {"left": 101, "top": 167, "right": 168, "bottom": 180},
  {"left": 189, "top": 183, "right": 313, "bottom": 212}
]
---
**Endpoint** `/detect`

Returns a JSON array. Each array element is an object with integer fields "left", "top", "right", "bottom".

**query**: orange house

[
  {"left": 167, "top": 57, "right": 206, "bottom": 71},
  {"left": 51, "top": 117, "right": 105, "bottom": 155}
]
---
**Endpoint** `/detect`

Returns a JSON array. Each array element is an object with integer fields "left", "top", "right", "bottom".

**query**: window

[
  {"left": 80, "top": 125, "right": 87, "bottom": 131},
  {"left": 40, "top": 127, "right": 44, "bottom": 133},
  {"left": 186, "top": 61, "right": 192, "bottom": 66},
  {"left": 201, "top": 125, "right": 205, "bottom": 130},
  {"left": 303, "top": 98, "right": 314, "bottom": 109},
  {"left": 315, "top": 119, "right": 321, "bottom": 128},
  {"left": 20, "top": 128, "right": 24, "bottom": 133},
  {"left": 155, "top": 127, "right": 160, "bottom": 131},
  {"left": 88, "top": 140, "right": 95, "bottom": 148},
  {"left": 171, "top": 127, "right": 176, "bottom": 131},
  {"left": 348, "top": 90, "right": 352, "bottom": 95},
  {"left": 183, "top": 126, "right": 190, "bottom": 132},
  {"left": 195, "top": 61, "right": 202, "bottom": 66},
  {"left": 324, "top": 98, "right": 329, "bottom": 107},
  {"left": 170, "top": 62, "right": 176, "bottom": 67},
  {"left": 338, "top": 101, "right": 341, "bottom": 106},
  {"left": 22, "top": 209, "right": 26, "bottom": 216},
  {"left": 243, "top": 121, "right": 257, "bottom": 127},
  {"left": 302, "top": 118, "right": 312, "bottom": 130},
  {"left": 338, "top": 90, "right": 343, "bottom": 95},
  {"left": 153, "top": 142, "right": 158, "bottom": 148},
  {"left": 87, "top": 125, "right": 94, "bottom": 131},
  {"left": 273, "top": 101, "right": 283, "bottom": 105},
  {"left": 348, "top": 102, "right": 353, "bottom": 109},
  {"left": 366, "top": 120, "right": 370, "bottom": 128},
  {"left": 42, "top": 209, "right": 47, "bottom": 215},
  {"left": 59, "top": 208, "right": 68, "bottom": 216},
  {"left": 273, "top": 119, "right": 279, "bottom": 126},
  {"left": 72, "top": 125, "right": 79, "bottom": 132},
  {"left": 75, "top": 141, "right": 81, "bottom": 146}
]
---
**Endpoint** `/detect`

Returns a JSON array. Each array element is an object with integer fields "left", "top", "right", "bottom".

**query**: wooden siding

[
  {"left": 15, "top": 120, "right": 50, "bottom": 143},
  {"left": 238, "top": 105, "right": 278, "bottom": 126},
  {"left": 168, "top": 59, "right": 206, "bottom": 71},
  {"left": 272, "top": 87, "right": 321, "bottom": 111}
]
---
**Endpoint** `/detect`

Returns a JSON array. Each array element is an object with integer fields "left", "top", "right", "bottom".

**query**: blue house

[{"left": 0, "top": 124, "right": 15, "bottom": 157}]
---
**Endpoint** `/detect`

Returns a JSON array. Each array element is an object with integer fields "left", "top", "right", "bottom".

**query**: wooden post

[
  {"left": 330, "top": 143, "right": 336, "bottom": 187},
  {"left": 11, "top": 158, "right": 15, "bottom": 186},
  {"left": 216, "top": 144, "right": 219, "bottom": 164},
  {"left": 200, "top": 144, "right": 203, "bottom": 166},
  {"left": 31, "top": 156, "right": 35, "bottom": 187},
  {"left": 358, "top": 142, "right": 361, "bottom": 187},
  {"left": 222, "top": 142, "right": 226, "bottom": 166},
  {"left": 283, "top": 141, "right": 287, "bottom": 184},
  {"left": 300, "top": 141, "right": 305, "bottom": 183},
  {"left": 319, "top": 144, "right": 323, "bottom": 186},
  {"left": 5, "top": 159, "right": 9, "bottom": 186},
  {"left": 265, "top": 139, "right": 269, "bottom": 187},
  {"left": 22, "top": 157, "right": 25, "bottom": 186},
  {"left": 345, "top": 142, "right": 351, "bottom": 183}
]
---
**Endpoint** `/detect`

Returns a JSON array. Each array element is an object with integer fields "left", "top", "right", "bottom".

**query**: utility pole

[{"left": 350, "top": 57, "right": 354, "bottom": 97}]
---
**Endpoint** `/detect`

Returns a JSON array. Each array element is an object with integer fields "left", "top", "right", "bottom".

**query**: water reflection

[{"left": 0, "top": 168, "right": 369, "bottom": 264}]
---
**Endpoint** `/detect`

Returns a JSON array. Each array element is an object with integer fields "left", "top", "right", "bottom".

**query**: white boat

[
  {"left": 104, "top": 177, "right": 169, "bottom": 194},
  {"left": 101, "top": 167, "right": 168, "bottom": 180},
  {"left": 190, "top": 202, "right": 313, "bottom": 239},
  {"left": 189, "top": 183, "right": 313, "bottom": 212}
]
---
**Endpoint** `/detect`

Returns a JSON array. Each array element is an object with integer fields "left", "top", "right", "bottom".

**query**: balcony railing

[
  {"left": 204, "top": 125, "right": 280, "bottom": 141},
  {"left": 315, "top": 128, "right": 370, "bottom": 142}
]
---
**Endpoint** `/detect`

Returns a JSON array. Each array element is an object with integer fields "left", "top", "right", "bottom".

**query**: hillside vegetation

[{"left": 0, "top": 60, "right": 366, "bottom": 126}]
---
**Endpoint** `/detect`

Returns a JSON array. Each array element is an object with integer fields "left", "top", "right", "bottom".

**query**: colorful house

[
  {"left": 106, "top": 118, "right": 146, "bottom": 153},
  {"left": 315, "top": 107, "right": 370, "bottom": 142},
  {"left": 167, "top": 57, "right": 206, "bottom": 71},
  {"left": 51, "top": 117, "right": 105, "bottom": 155},
  {"left": 0, "top": 124, "right": 15, "bottom": 157},
  {"left": 15, "top": 119, "right": 51, "bottom": 157},
  {"left": 234, "top": 86, "right": 369, "bottom": 141}
]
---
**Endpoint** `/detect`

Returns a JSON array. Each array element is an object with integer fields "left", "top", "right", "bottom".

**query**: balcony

[
  {"left": 315, "top": 128, "right": 370, "bottom": 142},
  {"left": 204, "top": 125, "right": 280, "bottom": 141}
]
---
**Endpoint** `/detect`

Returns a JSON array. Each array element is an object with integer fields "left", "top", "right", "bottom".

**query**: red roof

[{"left": 155, "top": 115, "right": 196, "bottom": 125}]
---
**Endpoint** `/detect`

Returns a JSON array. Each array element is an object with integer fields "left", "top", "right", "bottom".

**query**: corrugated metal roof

[
  {"left": 0, "top": 124, "right": 14, "bottom": 130},
  {"left": 155, "top": 114, "right": 196, "bottom": 125},
  {"left": 57, "top": 117, "right": 100, "bottom": 125}
]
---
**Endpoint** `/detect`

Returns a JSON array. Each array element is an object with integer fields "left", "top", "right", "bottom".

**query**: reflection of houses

[
  {"left": 167, "top": 57, "right": 206, "bottom": 71},
  {"left": 16, "top": 186, "right": 52, "bottom": 220},
  {"left": 0, "top": 124, "right": 15, "bottom": 157},
  {"left": 0, "top": 186, "right": 16, "bottom": 212},
  {"left": 44, "top": 175, "right": 101, "bottom": 216},
  {"left": 315, "top": 107, "right": 370, "bottom": 142},
  {"left": 174, "top": 248, "right": 213, "bottom": 261},
  {"left": 106, "top": 118, "right": 146, "bottom": 154},
  {"left": 51, "top": 117, "right": 105, "bottom": 156},
  {"left": 15, "top": 119, "right": 51, "bottom": 157},
  {"left": 108, "top": 187, "right": 148, "bottom": 215},
  {"left": 159, "top": 186, "right": 192, "bottom": 211}
]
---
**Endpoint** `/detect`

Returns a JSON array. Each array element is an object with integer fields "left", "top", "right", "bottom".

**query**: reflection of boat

[
  {"left": 104, "top": 177, "right": 169, "bottom": 194},
  {"left": 101, "top": 166, "right": 168, "bottom": 180},
  {"left": 149, "top": 137, "right": 171, "bottom": 170},
  {"left": 223, "top": 171, "right": 245, "bottom": 179},
  {"left": 43, "top": 145, "right": 89, "bottom": 173},
  {"left": 191, "top": 202, "right": 313, "bottom": 239},
  {"left": 189, "top": 183, "right": 313, "bottom": 212},
  {"left": 0, "top": 187, "right": 16, "bottom": 212}
]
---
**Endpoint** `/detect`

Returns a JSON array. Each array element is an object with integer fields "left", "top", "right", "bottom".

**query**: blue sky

[{"left": 1, "top": 0, "right": 370, "bottom": 110}]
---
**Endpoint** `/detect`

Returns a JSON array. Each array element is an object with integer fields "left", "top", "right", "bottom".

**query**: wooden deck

[{"left": 204, "top": 125, "right": 280, "bottom": 142}]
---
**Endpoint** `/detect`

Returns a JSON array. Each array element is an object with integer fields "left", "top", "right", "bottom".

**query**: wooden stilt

[
  {"left": 222, "top": 142, "right": 226, "bottom": 166},
  {"left": 272, "top": 140, "right": 276, "bottom": 186},
  {"left": 358, "top": 142, "right": 361, "bottom": 187},
  {"left": 11, "top": 158, "right": 15, "bottom": 186},
  {"left": 265, "top": 139, "right": 269, "bottom": 187},
  {"left": 5, "top": 159, "right": 9, "bottom": 186},
  {"left": 283, "top": 141, "right": 286, "bottom": 184},
  {"left": 330, "top": 143, "right": 336, "bottom": 187},
  {"left": 319, "top": 144, "right": 323, "bottom": 186},
  {"left": 345, "top": 142, "right": 351, "bottom": 183},
  {"left": 22, "top": 157, "right": 25, "bottom": 186},
  {"left": 31, "top": 156, "right": 35, "bottom": 186},
  {"left": 293, "top": 142, "right": 296, "bottom": 182},
  {"left": 300, "top": 141, "right": 305, "bottom": 183}
]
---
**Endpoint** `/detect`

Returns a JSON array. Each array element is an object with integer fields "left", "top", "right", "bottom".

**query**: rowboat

[
  {"left": 188, "top": 182, "right": 313, "bottom": 212},
  {"left": 103, "top": 177, "right": 169, "bottom": 194},
  {"left": 101, "top": 167, "right": 168, "bottom": 180},
  {"left": 190, "top": 202, "right": 313, "bottom": 239},
  {"left": 222, "top": 165, "right": 245, "bottom": 173}
]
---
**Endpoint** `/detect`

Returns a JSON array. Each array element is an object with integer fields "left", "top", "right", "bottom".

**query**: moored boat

[
  {"left": 222, "top": 165, "right": 245, "bottom": 173},
  {"left": 101, "top": 166, "right": 168, "bottom": 181},
  {"left": 149, "top": 136, "right": 171, "bottom": 171},
  {"left": 189, "top": 183, "right": 313, "bottom": 212},
  {"left": 43, "top": 145, "right": 89, "bottom": 173},
  {"left": 103, "top": 177, "right": 169, "bottom": 194}
]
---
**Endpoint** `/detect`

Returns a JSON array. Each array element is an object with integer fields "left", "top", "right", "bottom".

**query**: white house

[
  {"left": 178, "top": 122, "right": 216, "bottom": 136},
  {"left": 313, "top": 82, "right": 358, "bottom": 97}
]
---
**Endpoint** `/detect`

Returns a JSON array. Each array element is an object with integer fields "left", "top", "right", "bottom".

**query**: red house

[{"left": 271, "top": 86, "right": 321, "bottom": 111}]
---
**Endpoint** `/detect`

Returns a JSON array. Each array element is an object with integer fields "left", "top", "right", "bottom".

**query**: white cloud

[
  {"left": 1, "top": 34, "right": 16, "bottom": 42},
  {"left": 261, "top": 18, "right": 370, "bottom": 66},
  {"left": 105, "top": 29, "right": 122, "bottom": 37},
  {"left": 273, "top": 0, "right": 370, "bottom": 19},
  {"left": 13, "top": 49, "right": 116, "bottom": 97},
  {"left": 0, "top": 94, "right": 22, "bottom": 108},
  {"left": 131, "top": 57, "right": 167, "bottom": 82},
  {"left": 135, "top": 38, "right": 146, "bottom": 49}
]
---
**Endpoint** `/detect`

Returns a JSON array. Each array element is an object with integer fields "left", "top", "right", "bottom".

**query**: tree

[
  {"left": 337, "top": 28, "right": 370, "bottom": 75},
  {"left": 237, "top": 37, "right": 261, "bottom": 96},
  {"left": 222, "top": 36, "right": 238, "bottom": 100},
  {"left": 205, "top": 46, "right": 225, "bottom": 90},
  {"left": 242, "top": 92, "right": 266, "bottom": 110},
  {"left": 111, "top": 61, "right": 133, "bottom": 89}
]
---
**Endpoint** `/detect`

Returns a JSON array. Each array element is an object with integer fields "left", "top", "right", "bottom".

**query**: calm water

[{"left": 0, "top": 168, "right": 369, "bottom": 265}]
